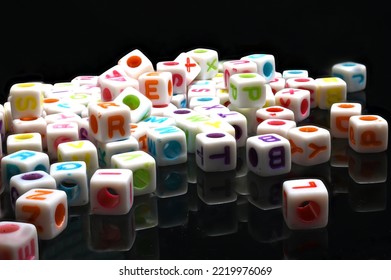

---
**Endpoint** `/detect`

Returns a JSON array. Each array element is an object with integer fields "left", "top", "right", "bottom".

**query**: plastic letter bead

[
  {"left": 246, "top": 133, "right": 291, "bottom": 176},
  {"left": 15, "top": 188, "right": 68, "bottom": 240},
  {"left": 0, "top": 221, "right": 39, "bottom": 260},
  {"left": 282, "top": 178, "right": 329, "bottom": 230},
  {"left": 89, "top": 169, "right": 133, "bottom": 215},
  {"left": 348, "top": 115, "right": 388, "bottom": 153}
]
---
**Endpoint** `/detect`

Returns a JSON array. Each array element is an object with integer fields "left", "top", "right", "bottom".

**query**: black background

[{"left": 1, "top": 1, "right": 391, "bottom": 260}]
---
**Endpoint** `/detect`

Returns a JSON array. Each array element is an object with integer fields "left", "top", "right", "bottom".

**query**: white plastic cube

[
  {"left": 195, "top": 131, "right": 237, "bottom": 172},
  {"left": 10, "top": 170, "right": 56, "bottom": 206},
  {"left": 117, "top": 48, "right": 154, "bottom": 79},
  {"left": 241, "top": 53, "right": 276, "bottom": 82},
  {"left": 229, "top": 73, "right": 267, "bottom": 109},
  {"left": 156, "top": 61, "right": 187, "bottom": 94},
  {"left": 57, "top": 140, "right": 99, "bottom": 179},
  {"left": 187, "top": 48, "right": 219, "bottom": 80},
  {"left": 275, "top": 88, "right": 310, "bottom": 122},
  {"left": 0, "top": 221, "right": 39, "bottom": 259},
  {"left": 146, "top": 125, "right": 187, "bottom": 166},
  {"left": 89, "top": 169, "right": 133, "bottom": 215},
  {"left": 15, "top": 188, "right": 68, "bottom": 240},
  {"left": 46, "top": 121, "right": 79, "bottom": 161},
  {"left": 282, "top": 178, "right": 329, "bottom": 230},
  {"left": 88, "top": 101, "right": 131, "bottom": 143},
  {"left": 138, "top": 71, "right": 173, "bottom": 108},
  {"left": 222, "top": 59, "right": 257, "bottom": 88},
  {"left": 332, "top": 61, "right": 366, "bottom": 92},
  {"left": 111, "top": 150, "right": 156, "bottom": 196},
  {"left": 315, "top": 77, "right": 347, "bottom": 110},
  {"left": 285, "top": 77, "right": 318, "bottom": 108},
  {"left": 246, "top": 133, "right": 291, "bottom": 176},
  {"left": 9, "top": 82, "right": 43, "bottom": 119},
  {"left": 288, "top": 125, "right": 331, "bottom": 166},
  {"left": 348, "top": 115, "right": 388, "bottom": 153},
  {"left": 50, "top": 161, "right": 89, "bottom": 207},
  {"left": 330, "top": 102, "right": 362, "bottom": 138}
]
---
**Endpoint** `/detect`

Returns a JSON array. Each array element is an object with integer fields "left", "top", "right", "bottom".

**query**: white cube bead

[
  {"left": 113, "top": 87, "right": 152, "bottom": 123},
  {"left": 57, "top": 140, "right": 99, "bottom": 179},
  {"left": 288, "top": 125, "right": 331, "bottom": 166},
  {"left": 187, "top": 48, "right": 219, "bottom": 80},
  {"left": 195, "top": 131, "right": 237, "bottom": 172},
  {"left": 240, "top": 53, "right": 276, "bottom": 82},
  {"left": 15, "top": 188, "right": 68, "bottom": 240},
  {"left": 146, "top": 125, "right": 187, "bottom": 166},
  {"left": 10, "top": 170, "right": 56, "bottom": 206},
  {"left": 285, "top": 77, "right": 318, "bottom": 108},
  {"left": 88, "top": 101, "right": 131, "bottom": 143},
  {"left": 282, "top": 178, "right": 329, "bottom": 230},
  {"left": 50, "top": 161, "right": 89, "bottom": 207},
  {"left": 228, "top": 73, "right": 267, "bottom": 108},
  {"left": 246, "top": 133, "right": 291, "bottom": 176},
  {"left": 9, "top": 82, "right": 43, "bottom": 119},
  {"left": 156, "top": 61, "right": 187, "bottom": 94},
  {"left": 348, "top": 115, "right": 388, "bottom": 153},
  {"left": 89, "top": 169, "right": 133, "bottom": 215},
  {"left": 117, "top": 48, "right": 154, "bottom": 79},
  {"left": 0, "top": 221, "right": 39, "bottom": 259},
  {"left": 275, "top": 88, "right": 310, "bottom": 122},
  {"left": 97, "top": 136, "right": 139, "bottom": 168},
  {"left": 330, "top": 102, "right": 362, "bottom": 138},
  {"left": 111, "top": 151, "right": 156, "bottom": 196},
  {"left": 315, "top": 77, "right": 347, "bottom": 110},
  {"left": 332, "top": 61, "right": 366, "bottom": 92}
]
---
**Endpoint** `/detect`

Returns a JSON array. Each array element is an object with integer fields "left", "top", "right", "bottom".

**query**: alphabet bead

[
  {"left": 89, "top": 169, "right": 133, "bottom": 215},
  {"left": 10, "top": 170, "right": 56, "bottom": 206},
  {"left": 246, "top": 133, "right": 291, "bottom": 177},
  {"left": 195, "top": 131, "right": 237, "bottom": 172},
  {"left": 111, "top": 151, "right": 156, "bottom": 196},
  {"left": 282, "top": 178, "right": 329, "bottom": 230},
  {"left": 188, "top": 48, "right": 219, "bottom": 80},
  {"left": 50, "top": 161, "right": 89, "bottom": 207},
  {"left": 348, "top": 115, "right": 388, "bottom": 153},
  {"left": 117, "top": 48, "right": 154, "bottom": 79},
  {"left": 0, "top": 221, "right": 39, "bottom": 259},
  {"left": 330, "top": 102, "right": 362, "bottom": 138},
  {"left": 315, "top": 77, "right": 347, "bottom": 110},
  {"left": 229, "top": 73, "right": 267, "bottom": 109},
  {"left": 332, "top": 61, "right": 366, "bottom": 92},
  {"left": 138, "top": 71, "right": 173, "bottom": 108},
  {"left": 88, "top": 101, "right": 131, "bottom": 143},
  {"left": 156, "top": 61, "right": 187, "bottom": 94},
  {"left": 57, "top": 140, "right": 99, "bottom": 179},
  {"left": 15, "top": 188, "right": 68, "bottom": 240},
  {"left": 9, "top": 82, "right": 43, "bottom": 120},
  {"left": 241, "top": 53, "right": 276, "bottom": 82},
  {"left": 146, "top": 125, "right": 187, "bottom": 166},
  {"left": 288, "top": 125, "right": 331, "bottom": 166},
  {"left": 275, "top": 88, "right": 310, "bottom": 122}
]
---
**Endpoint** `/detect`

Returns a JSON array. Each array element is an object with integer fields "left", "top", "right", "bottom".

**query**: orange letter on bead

[
  {"left": 108, "top": 115, "right": 125, "bottom": 138},
  {"left": 145, "top": 80, "right": 159, "bottom": 100}
]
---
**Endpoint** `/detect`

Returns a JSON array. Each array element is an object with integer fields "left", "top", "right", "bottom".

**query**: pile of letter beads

[{"left": 0, "top": 46, "right": 388, "bottom": 259}]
